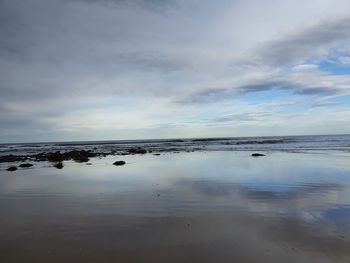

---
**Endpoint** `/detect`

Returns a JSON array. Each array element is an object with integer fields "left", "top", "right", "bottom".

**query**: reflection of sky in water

[
  {"left": 0, "top": 151, "right": 350, "bottom": 262},
  {"left": 1, "top": 152, "right": 349, "bottom": 219}
]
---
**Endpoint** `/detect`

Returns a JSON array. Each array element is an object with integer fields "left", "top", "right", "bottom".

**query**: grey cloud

[
  {"left": 182, "top": 88, "right": 234, "bottom": 104},
  {"left": 115, "top": 51, "right": 186, "bottom": 73},
  {"left": 208, "top": 112, "right": 273, "bottom": 123},
  {"left": 0, "top": 112, "right": 53, "bottom": 143},
  {"left": 237, "top": 81, "right": 289, "bottom": 93},
  {"left": 180, "top": 83, "right": 267, "bottom": 104},
  {"left": 293, "top": 87, "right": 339, "bottom": 96},
  {"left": 0, "top": 0, "right": 190, "bottom": 102},
  {"left": 182, "top": 81, "right": 342, "bottom": 104},
  {"left": 184, "top": 81, "right": 286, "bottom": 104},
  {"left": 74, "top": 0, "right": 178, "bottom": 13},
  {"left": 311, "top": 101, "right": 344, "bottom": 108},
  {"left": 258, "top": 16, "right": 350, "bottom": 66}
]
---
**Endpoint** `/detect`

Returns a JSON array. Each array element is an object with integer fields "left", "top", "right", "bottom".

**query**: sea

[{"left": 1, "top": 134, "right": 350, "bottom": 156}]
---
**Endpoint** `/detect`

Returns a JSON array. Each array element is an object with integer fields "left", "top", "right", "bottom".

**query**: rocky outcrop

[
  {"left": 0, "top": 155, "right": 27, "bottom": 163},
  {"left": 128, "top": 148, "right": 147, "bottom": 154},
  {"left": 34, "top": 150, "right": 96, "bottom": 163}
]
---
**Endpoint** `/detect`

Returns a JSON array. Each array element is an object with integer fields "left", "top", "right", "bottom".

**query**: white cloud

[
  {"left": 338, "top": 56, "right": 350, "bottom": 64},
  {"left": 292, "top": 64, "right": 319, "bottom": 71}
]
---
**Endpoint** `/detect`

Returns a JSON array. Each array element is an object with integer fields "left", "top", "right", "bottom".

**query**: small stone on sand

[
  {"left": 19, "top": 163, "right": 33, "bottom": 168},
  {"left": 251, "top": 153, "right": 265, "bottom": 157},
  {"left": 113, "top": 161, "right": 126, "bottom": 166},
  {"left": 54, "top": 162, "right": 64, "bottom": 169}
]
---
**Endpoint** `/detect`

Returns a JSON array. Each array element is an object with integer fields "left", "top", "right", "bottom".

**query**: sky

[{"left": 1, "top": 0, "right": 350, "bottom": 143}]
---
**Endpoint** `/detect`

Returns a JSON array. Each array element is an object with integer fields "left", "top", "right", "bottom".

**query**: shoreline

[
  {"left": 1, "top": 133, "right": 350, "bottom": 172},
  {"left": 1, "top": 148, "right": 350, "bottom": 172}
]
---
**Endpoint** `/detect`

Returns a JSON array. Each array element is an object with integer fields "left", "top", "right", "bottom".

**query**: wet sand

[{"left": 0, "top": 151, "right": 350, "bottom": 262}]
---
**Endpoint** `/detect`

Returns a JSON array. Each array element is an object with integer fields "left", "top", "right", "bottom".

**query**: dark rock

[
  {"left": 0, "top": 155, "right": 27, "bottom": 163},
  {"left": 153, "top": 153, "right": 161, "bottom": 156},
  {"left": 70, "top": 152, "right": 90, "bottom": 163},
  {"left": 113, "top": 160, "right": 126, "bottom": 166},
  {"left": 6, "top": 166, "right": 17, "bottom": 171},
  {"left": 33, "top": 153, "right": 48, "bottom": 162},
  {"left": 251, "top": 153, "right": 265, "bottom": 157},
  {"left": 64, "top": 150, "right": 94, "bottom": 162},
  {"left": 86, "top": 163, "right": 92, "bottom": 165},
  {"left": 54, "top": 162, "right": 63, "bottom": 169},
  {"left": 39, "top": 150, "right": 95, "bottom": 163},
  {"left": 128, "top": 148, "right": 147, "bottom": 154},
  {"left": 47, "top": 151, "right": 65, "bottom": 162},
  {"left": 2, "top": 150, "right": 104, "bottom": 165},
  {"left": 19, "top": 163, "right": 34, "bottom": 168}
]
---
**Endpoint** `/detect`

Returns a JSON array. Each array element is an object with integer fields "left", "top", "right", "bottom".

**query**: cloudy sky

[{"left": 1, "top": 0, "right": 350, "bottom": 143}]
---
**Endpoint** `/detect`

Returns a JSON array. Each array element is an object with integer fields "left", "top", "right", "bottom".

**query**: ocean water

[{"left": 1, "top": 134, "right": 350, "bottom": 156}]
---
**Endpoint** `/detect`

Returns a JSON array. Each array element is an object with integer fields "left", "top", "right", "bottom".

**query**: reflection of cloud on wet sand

[
  {"left": 186, "top": 180, "right": 341, "bottom": 200},
  {"left": 176, "top": 178, "right": 350, "bottom": 224},
  {"left": 171, "top": 178, "right": 350, "bottom": 261}
]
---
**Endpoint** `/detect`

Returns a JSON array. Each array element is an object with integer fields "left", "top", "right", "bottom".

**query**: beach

[
  {"left": 2, "top": 0, "right": 350, "bottom": 261},
  {"left": 1, "top": 143, "right": 350, "bottom": 262}
]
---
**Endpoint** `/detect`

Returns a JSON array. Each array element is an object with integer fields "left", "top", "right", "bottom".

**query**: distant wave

[{"left": 233, "top": 139, "right": 290, "bottom": 145}]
